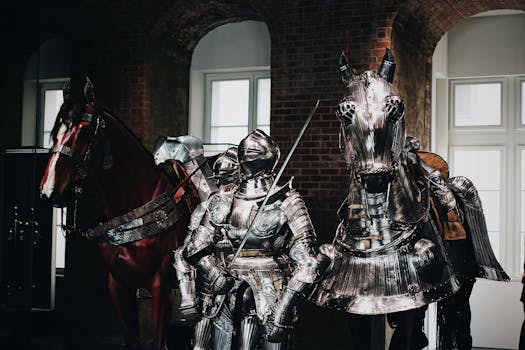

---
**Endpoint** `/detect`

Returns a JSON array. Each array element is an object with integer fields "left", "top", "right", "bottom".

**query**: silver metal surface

[
  {"left": 212, "top": 147, "right": 239, "bottom": 187},
  {"left": 448, "top": 176, "right": 510, "bottom": 281},
  {"left": 231, "top": 101, "right": 319, "bottom": 264},
  {"left": 153, "top": 135, "right": 217, "bottom": 202},
  {"left": 153, "top": 135, "right": 204, "bottom": 165},
  {"left": 239, "top": 314, "right": 261, "bottom": 350},
  {"left": 310, "top": 50, "right": 459, "bottom": 315},
  {"left": 183, "top": 130, "right": 325, "bottom": 348}
]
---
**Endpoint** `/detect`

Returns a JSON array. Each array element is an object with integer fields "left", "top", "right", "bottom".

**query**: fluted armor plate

[
  {"left": 312, "top": 219, "right": 459, "bottom": 315},
  {"left": 448, "top": 176, "right": 510, "bottom": 281}
]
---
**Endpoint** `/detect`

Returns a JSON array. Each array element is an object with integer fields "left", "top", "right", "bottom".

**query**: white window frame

[
  {"left": 38, "top": 80, "right": 67, "bottom": 148},
  {"left": 447, "top": 75, "right": 525, "bottom": 278},
  {"left": 518, "top": 78, "right": 525, "bottom": 128},
  {"left": 449, "top": 77, "right": 506, "bottom": 130},
  {"left": 203, "top": 70, "right": 270, "bottom": 144}
]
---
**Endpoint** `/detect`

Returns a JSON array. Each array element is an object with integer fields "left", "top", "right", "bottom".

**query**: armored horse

[
  {"left": 39, "top": 78, "right": 200, "bottom": 350},
  {"left": 310, "top": 49, "right": 508, "bottom": 349}
]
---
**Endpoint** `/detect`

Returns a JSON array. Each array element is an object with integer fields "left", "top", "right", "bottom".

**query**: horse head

[
  {"left": 40, "top": 77, "right": 107, "bottom": 206},
  {"left": 337, "top": 48, "right": 406, "bottom": 193}
]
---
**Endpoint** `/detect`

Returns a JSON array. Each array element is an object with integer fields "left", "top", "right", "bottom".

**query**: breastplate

[{"left": 227, "top": 197, "right": 288, "bottom": 252}]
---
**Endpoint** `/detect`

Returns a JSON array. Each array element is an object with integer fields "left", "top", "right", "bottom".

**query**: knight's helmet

[
  {"left": 237, "top": 129, "right": 280, "bottom": 181},
  {"left": 337, "top": 48, "right": 405, "bottom": 193},
  {"left": 152, "top": 135, "right": 204, "bottom": 165},
  {"left": 213, "top": 146, "right": 240, "bottom": 187}
]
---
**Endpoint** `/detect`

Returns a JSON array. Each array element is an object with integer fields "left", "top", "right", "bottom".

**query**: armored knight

[
  {"left": 183, "top": 129, "right": 329, "bottom": 349},
  {"left": 152, "top": 135, "right": 219, "bottom": 322},
  {"left": 174, "top": 146, "right": 241, "bottom": 350}
]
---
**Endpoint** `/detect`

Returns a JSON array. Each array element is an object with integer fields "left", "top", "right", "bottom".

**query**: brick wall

[{"left": 2, "top": 0, "right": 525, "bottom": 348}]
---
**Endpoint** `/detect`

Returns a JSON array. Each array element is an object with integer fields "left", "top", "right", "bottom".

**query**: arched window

[
  {"left": 189, "top": 20, "right": 271, "bottom": 150},
  {"left": 21, "top": 38, "right": 70, "bottom": 272}
]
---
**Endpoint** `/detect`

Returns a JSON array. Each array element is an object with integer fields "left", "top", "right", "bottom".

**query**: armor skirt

[{"left": 310, "top": 219, "right": 460, "bottom": 315}]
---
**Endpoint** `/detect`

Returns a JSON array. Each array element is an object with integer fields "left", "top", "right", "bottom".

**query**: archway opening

[
  {"left": 431, "top": 10, "right": 525, "bottom": 348},
  {"left": 188, "top": 20, "right": 271, "bottom": 152}
]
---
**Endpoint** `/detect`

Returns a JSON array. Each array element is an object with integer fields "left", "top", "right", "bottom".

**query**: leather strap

[{"left": 82, "top": 192, "right": 181, "bottom": 245}]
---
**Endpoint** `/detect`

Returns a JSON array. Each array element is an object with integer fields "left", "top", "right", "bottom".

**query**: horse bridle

[{"left": 50, "top": 109, "right": 113, "bottom": 234}]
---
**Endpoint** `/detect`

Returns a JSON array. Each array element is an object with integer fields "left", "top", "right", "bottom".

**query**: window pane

[
  {"left": 451, "top": 149, "right": 501, "bottom": 190},
  {"left": 43, "top": 132, "right": 52, "bottom": 149},
  {"left": 521, "top": 150, "right": 525, "bottom": 266},
  {"left": 257, "top": 125, "right": 270, "bottom": 135},
  {"left": 257, "top": 78, "right": 271, "bottom": 127},
  {"left": 522, "top": 81, "right": 525, "bottom": 125},
  {"left": 44, "top": 90, "right": 63, "bottom": 132},
  {"left": 454, "top": 83, "right": 501, "bottom": 126},
  {"left": 452, "top": 149, "right": 501, "bottom": 262},
  {"left": 478, "top": 190, "right": 500, "bottom": 231},
  {"left": 522, "top": 149, "right": 525, "bottom": 190},
  {"left": 210, "top": 126, "right": 248, "bottom": 145},
  {"left": 211, "top": 80, "right": 249, "bottom": 126}
]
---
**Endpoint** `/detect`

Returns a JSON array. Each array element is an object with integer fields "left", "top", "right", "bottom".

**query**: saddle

[{"left": 416, "top": 151, "right": 466, "bottom": 241}]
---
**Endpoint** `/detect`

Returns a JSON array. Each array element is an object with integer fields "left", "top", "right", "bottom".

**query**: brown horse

[{"left": 39, "top": 78, "right": 199, "bottom": 350}]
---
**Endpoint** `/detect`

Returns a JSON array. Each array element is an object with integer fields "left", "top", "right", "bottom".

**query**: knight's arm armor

[
  {"left": 266, "top": 189, "right": 329, "bottom": 342},
  {"left": 182, "top": 196, "right": 234, "bottom": 295},
  {"left": 172, "top": 202, "right": 210, "bottom": 321}
]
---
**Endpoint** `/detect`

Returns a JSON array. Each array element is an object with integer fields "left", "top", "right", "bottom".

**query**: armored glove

[
  {"left": 197, "top": 255, "right": 234, "bottom": 295},
  {"left": 173, "top": 248, "right": 200, "bottom": 323},
  {"left": 265, "top": 287, "right": 299, "bottom": 343}
]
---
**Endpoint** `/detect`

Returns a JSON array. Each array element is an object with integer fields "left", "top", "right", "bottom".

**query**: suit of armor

[
  {"left": 173, "top": 147, "right": 240, "bottom": 350},
  {"left": 153, "top": 136, "right": 219, "bottom": 324},
  {"left": 184, "top": 130, "right": 329, "bottom": 349}
]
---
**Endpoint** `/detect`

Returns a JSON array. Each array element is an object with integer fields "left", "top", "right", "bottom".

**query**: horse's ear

[
  {"left": 63, "top": 80, "right": 71, "bottom": 102},
  {"left": 83, "top": 77, "right": 96, "bottom": 106},
  {"left": 339, "top": 51, "right": 352, "bottom": 86},
  {"left": 378, "top": 48, "right": 396, "bottom": 83}
]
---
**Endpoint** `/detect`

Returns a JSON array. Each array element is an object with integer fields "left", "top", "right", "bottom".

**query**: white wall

[
  {"left": 448, "top": 14, "right": 525, "bottom": 77},
  {"left": 189, "top": 20, "right": 270, "bottom": 140},
  {"left": 431, "top": 34, "right": 448, "bottom": 155}
]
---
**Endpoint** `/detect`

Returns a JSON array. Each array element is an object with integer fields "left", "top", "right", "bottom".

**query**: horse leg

[
  {"left": 108, "top": 274, "right": 140, "bottom": 349},
  {"left": 454, "top": 279, "right": 475, "bottom": 350},
  {"left": 346, "top": 314, "right": 373, "bottom": 350},
  {"left": 387, "top": 307, "right": 427, "bottom": 350},
  {"left": 151, "top": 271, "right": 172, "bottom": 350}
]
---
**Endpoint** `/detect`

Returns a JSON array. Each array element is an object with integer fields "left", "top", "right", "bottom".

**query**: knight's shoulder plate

[
  {"left": 447, "top": 176, "right": 481, "bottom": 210},
  {"left": 280, "top": 184, "right": 315, "bottom": 238},
  {"left": 207, "top": 190, "right": 234, "bottom": 225},
  {"left": 264, "top": 178, "right": 293, "bottom": 205}
]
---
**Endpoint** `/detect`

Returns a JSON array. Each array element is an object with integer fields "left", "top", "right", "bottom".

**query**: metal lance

[{"left": 227, "top": 99, "right": 320, "bottom": 267}]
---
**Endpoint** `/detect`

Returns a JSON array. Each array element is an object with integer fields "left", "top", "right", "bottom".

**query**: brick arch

[
  {"left": 148, "top": 1, "right": 269, "bottom": 51},
  {"left": 143, "top": 1, "right": 270, "bottom": 148},
  {"left": 391, "top": 0, "right": 525, "bottom": 148}
]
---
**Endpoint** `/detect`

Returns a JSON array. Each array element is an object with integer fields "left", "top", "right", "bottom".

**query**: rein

[{"left": 78, "top": 158, "right": 207, "bottom": 245}]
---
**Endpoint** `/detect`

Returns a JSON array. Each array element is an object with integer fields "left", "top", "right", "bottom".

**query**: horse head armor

[{"left": 337, "top": 48, "right": 405, "bottom": 193}]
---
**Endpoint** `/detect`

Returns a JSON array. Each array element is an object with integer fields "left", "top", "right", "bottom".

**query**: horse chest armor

[{"left": 227, "top": 198, "right": 287, "bottom": 250}]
